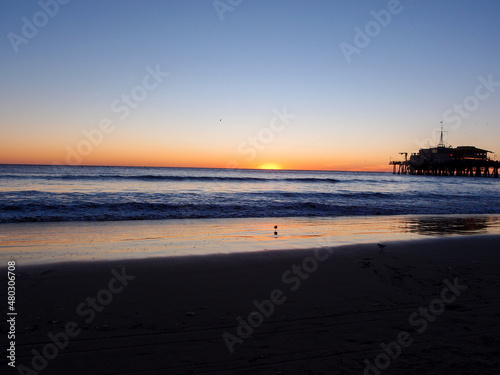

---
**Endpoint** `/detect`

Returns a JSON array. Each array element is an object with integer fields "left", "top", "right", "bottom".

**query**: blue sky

[{"left": 1, "top": 0, "right": 499, "bottom": 169}]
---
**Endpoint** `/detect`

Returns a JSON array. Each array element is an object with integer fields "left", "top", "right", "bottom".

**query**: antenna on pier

[{"left": 438, "top": 121, "right": 446, "bottom": 147}]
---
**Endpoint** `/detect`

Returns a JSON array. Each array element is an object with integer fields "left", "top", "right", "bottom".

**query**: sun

[{"left": 258, "top": 163, "right": 282, "bottom": 170}]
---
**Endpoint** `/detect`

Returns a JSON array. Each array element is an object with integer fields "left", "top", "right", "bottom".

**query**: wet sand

[
  {"left": 2, "top": 214, "right": 499, "bottom": 265},
  {"left": 3, "top": 234, "right": 500, "bottom": 374}
]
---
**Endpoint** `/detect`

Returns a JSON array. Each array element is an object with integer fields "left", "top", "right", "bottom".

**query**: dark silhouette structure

[{"left": 390, "top": 125, "right": 499, "bottom": 177}]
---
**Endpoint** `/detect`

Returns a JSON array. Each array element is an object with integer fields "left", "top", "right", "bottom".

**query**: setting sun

[{"left": 258, "top": 163, "right": 282, "bottom": 170}]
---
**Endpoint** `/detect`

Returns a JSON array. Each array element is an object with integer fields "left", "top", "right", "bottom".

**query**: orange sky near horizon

[
  {"left": 0, "top": 115, "right": 409, "bottom": 172},
  {"left": 0, "top": 151, "right": 393, "bottom": 172},
  {"left": 0, "top": 136, "right": 396, "bottom": 172}
]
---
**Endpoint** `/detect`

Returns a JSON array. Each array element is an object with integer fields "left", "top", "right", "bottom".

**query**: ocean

[{"left": 1, "top": 164, "right": 499, "bottom": 224}]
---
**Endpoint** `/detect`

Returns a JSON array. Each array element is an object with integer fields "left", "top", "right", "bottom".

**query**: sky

[{"left": 1, "top": 0, "right": 499, "bottom": 171}]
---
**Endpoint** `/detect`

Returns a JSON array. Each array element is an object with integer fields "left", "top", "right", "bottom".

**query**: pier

[
  {"left": 390, "top": 124, "right": 499, "bottom": 178},
  {"left": 390, "top": 157, "right": 500, "bottom": 177}
]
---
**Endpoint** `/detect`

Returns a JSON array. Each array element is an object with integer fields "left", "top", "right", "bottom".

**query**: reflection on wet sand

[{"left": 401, "top": 215, "right": 499, "bottom": 236}]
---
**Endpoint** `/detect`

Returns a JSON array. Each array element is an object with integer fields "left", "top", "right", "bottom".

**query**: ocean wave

[
  {"left": 1, "top": 192, "right": 497, "bottom": 223},
  {"left": 1, "top": 166, "right": 498, "bottom": 224},
  {"left": 0, "top": 174, "right": 340, "bottom": 184}
]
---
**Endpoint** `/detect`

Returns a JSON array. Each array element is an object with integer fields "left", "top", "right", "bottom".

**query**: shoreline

[
  {"left": 4, "top": 234, "right": 500, "bottom": 374},
  {"left": 1, "top": 214, "right": 500, "bottom": 265},
  {"left": 11, "top": 232, "right": 500, "bottom": 270}
]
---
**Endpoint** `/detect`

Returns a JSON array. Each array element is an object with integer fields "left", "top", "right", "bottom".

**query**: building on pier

[{"left": 390, "top": 124, "right": 499, "bottom": 177}]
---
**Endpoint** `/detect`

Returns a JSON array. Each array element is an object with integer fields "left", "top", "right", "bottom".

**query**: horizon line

[{"left": 0, "top": 162, "right": 391, "bottom": 173}]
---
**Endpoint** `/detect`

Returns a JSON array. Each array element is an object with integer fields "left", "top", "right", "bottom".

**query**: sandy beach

[{"left": 3, "top": 233, "right": 500, "bottom": 374}]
